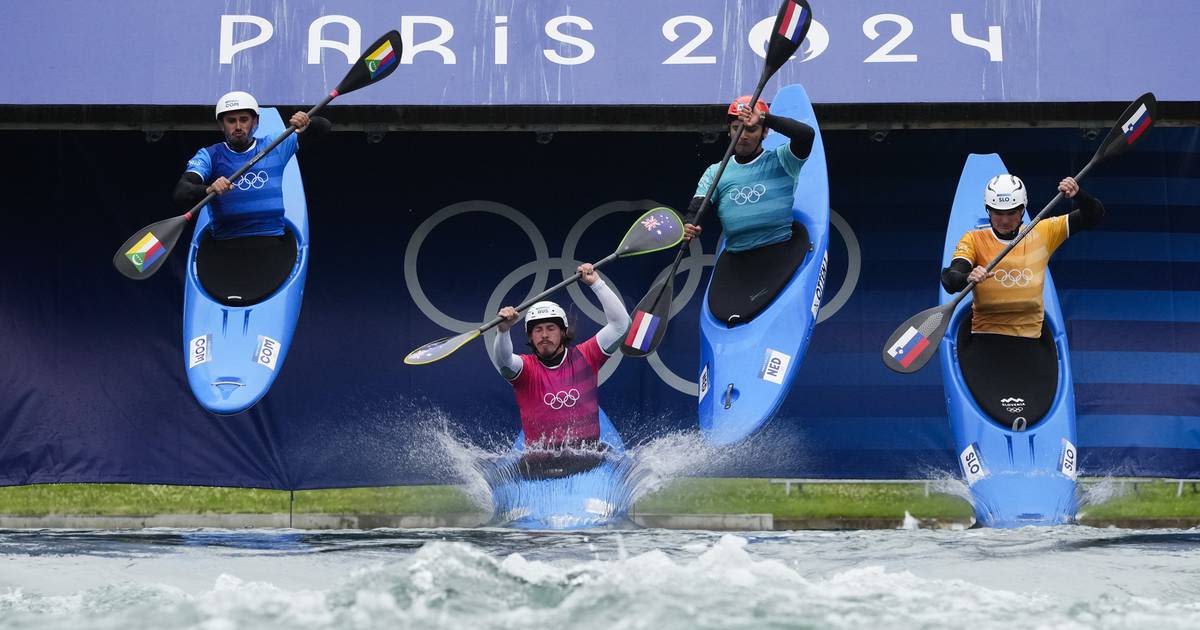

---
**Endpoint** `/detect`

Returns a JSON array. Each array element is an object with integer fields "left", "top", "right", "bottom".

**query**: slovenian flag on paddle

[
  {"left": 1121, "top": 103, "right": 1152, "bottom": 145},
  {"left": 625, "top": 310, "right": 661, "bottom": 353},
  {"left": 365, "top": 39, "right": 397, "bottom": 78},
  {"left": 777, "top": 0, "right": 809, "bottom": 44},
  {"left": 124, "top": 232, "right": 166, "bottom": 273},
  {"left": 887, "top": 326, "right": 930, "bottom": 369}
]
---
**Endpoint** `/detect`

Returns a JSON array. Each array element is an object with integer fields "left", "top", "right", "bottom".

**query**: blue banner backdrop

[
  {"left": 1, "top": 121, "right": 1198, "bottom": 489},
  {"left": 1, "top": 1, "right": 1197, "bottom": 106}
]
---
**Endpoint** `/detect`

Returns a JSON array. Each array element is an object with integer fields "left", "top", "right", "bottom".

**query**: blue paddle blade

[{"left": 617, "top": 207, "right": 684, "bottom": 257}]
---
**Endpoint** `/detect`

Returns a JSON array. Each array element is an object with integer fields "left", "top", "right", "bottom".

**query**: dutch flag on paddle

[
  {"left": 625, "top": 310, "right": 661, "bottom": 353},
  {"left": 1121, "top": 103, "right": 1153, "bottom": 145},
  {"left": 777, "top": 0, "right": 809, "bottom": 44},
  {"left": 887, "top": 326, "right": 930, "bottom": 369}
]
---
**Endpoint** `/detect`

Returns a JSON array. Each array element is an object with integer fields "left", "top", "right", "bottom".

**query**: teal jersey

[{"left": 694, "top": 144, "right": 806, "bottom": 252}]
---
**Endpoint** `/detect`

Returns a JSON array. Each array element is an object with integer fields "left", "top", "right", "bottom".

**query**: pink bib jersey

[{"left": 507, "top": 337, "right": 611, "bottom": 448}]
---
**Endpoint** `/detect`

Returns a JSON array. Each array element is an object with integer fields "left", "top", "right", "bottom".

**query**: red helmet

[{"left": 727, "top": 95, "right": 769, "bottom": 117}]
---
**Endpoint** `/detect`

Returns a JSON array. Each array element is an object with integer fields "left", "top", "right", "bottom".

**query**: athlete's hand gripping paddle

[
  {"left": 621, "top": 0, "right": 812, "bottom": 357},
  {"left": 405, "top": 206, "right": 684, "bottom": 366},
  {"left": 881, "top": 92, "right": 1158, "bottom": 374},
  {"left": 112, "top": 31, "right": 404, "bottom": 280}
]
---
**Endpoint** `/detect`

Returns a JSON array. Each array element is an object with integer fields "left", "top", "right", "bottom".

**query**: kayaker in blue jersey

[
  {"left": 683, "top": 96, "right": 815, "bottom": 250},
  {"left": 172, "top": 91, "right": 330, "bottom": 240},
  {"left": 171, "top": 91, "right": 331, "bottom": 305}
]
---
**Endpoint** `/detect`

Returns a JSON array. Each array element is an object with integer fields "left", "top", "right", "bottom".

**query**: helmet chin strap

[
  {"left": 992, "top": 224, "right": 1020, "bottom": 240},
  {"left": 535, "top": 343, "right": 566, "bottom": 367}
]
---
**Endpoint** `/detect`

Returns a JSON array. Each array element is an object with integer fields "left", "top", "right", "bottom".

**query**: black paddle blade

[
  {"left": 622, "top": 271, "right": 675, "bottom": 357},
  {"left": 1097, "top": 92, "right": 1158, "bottom": 161},
  {"left": 617, "top": 207, "right": 684, "bottom": 257},
  {"left": 404, "top": 329, "right": 481, "bottom": 366},
  {"left": 765, "top": 0, "right": 813, "bottom": 72},
  {"left": 334, "top": 30, "right": 403, "bottom": 96},
  {"left": 881, "top": 302, "right": 954, "bottom": 374},
  {"left": 112, "top": 214, "right": 190, "bottom": 280}
]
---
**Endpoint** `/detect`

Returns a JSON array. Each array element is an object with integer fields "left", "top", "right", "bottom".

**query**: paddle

[
  {"left": 405, "top": 206, "right": 684, "bottom": 366},
  {"left": 881, "top": 92, "right": 1158, "bottom": 374},
  {"left": 112, "top": 31, "right": 404, "bottom": 280},
  {"left": 620, "top": 0, "right": 813, "bottom": 357}
]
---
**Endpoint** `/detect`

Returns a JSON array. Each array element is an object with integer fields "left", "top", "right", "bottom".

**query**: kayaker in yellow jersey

[{"left": 940, "top": 174, "right": 1105, "bottom": 337}]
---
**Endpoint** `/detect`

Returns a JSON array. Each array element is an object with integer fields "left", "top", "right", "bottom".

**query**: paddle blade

[
  {"left": 334, "top": 31, "right": 403, "bottom": 96},
  {"left": 404, "top": 329, "right": 481, "bottom": 365},
  {"left": 880, "top": 303, "right": 954, "bottom": 374},
  {"left": 112, "top": 214, "right": 190, "bottom": 280},
  {"left": 1097, "top": 92, "right": 1157, "bottom": 161},
  {"left": 617, "top": 207, "right": 684, "bottom": 257},
  {"left": 621, "top": 272, "right": 675, "bottom": 357},
  {"left": 765, "top": 0, "right": 813, "bottom": 72}
]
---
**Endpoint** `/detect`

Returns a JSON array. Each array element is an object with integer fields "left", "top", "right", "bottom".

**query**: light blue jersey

[{"left": 694, "top": 143, "right": 806, "bottom": 252}]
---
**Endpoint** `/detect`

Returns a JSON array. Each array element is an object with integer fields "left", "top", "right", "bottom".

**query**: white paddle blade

[
  {"left": 881, "top": 304, "right": 952, "bottom": 374},
  {"left": 405, "top": 329, "right": 481, "bottom": 365}
]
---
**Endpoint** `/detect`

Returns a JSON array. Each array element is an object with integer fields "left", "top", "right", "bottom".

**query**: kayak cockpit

[
  {"left": 956, "top": 318, "right": 1059, "bottom": 430},
  {"left": 195, "top": 228, "right": 298, "bottom": 307},
  {"left": 707, "top": 222, "right": 811, "bottom": 326}
]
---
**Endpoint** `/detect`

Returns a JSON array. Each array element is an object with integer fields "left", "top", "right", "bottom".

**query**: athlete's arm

[
  {"left": 491, "top": 306, "right": 523, "bottom": 380},
  {"left": 1066, "top": 188, "right": 1105, "bottom": 235},
  {"left": 296, "top": 115, "right": 332, "bottom": 149},
  {"left": 172, "top": 172, "right": 209, "bottom": 209},
  {"left": 763, "top": 113, "right": 815, "bottom": 159},
  {"left": 941, "top": 258, "right": 973, "bottom": 293},
  {"left": 683, "top": 196, "right": 710, "bottom": 240},
  {"left": 590, "top": 277, "right": 630, "bottom": 354}
]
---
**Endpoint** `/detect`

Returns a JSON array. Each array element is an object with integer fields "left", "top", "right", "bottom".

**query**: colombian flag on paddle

[
  {"left": 365, "top": 40, "right": 397, "bottom": 78},
  {"left": 625, "top": 310, "right": 661, "bottom": 353},
  {"left": 1121, "top": 103, "right": 1153, "bottom": 145},
  {"left": 777, "top": 0, "right": 809, "bottom": 44},
  {"left": 124, "top": 232, "right": 165, "bottom": 273}
]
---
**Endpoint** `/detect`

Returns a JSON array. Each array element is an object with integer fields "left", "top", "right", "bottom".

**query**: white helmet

[
  {"left": 984, "top": 174, "right": 1027, "bottom": 212},
  {"left": 525, "top": 301, "right": 568, "bottom": 335},
  {"left": 215, "top": 91, "right": 260, "bottom": 120}
]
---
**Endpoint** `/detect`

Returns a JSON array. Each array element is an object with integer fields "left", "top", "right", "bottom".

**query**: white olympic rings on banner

[
  {"left": 730, "top": 184, "right": 766, "bottom": 205},
  {"left": 233, "top": 170, "right": 269, "bottom": 190},
  {"left": 403, "top": 200, "right": 861, "bottom": 395},
  {"left": 993, "top": 268, "right": 1034, "bottom": 288},
  {"left": 544, "top": 389, "right": 581, "bottom": 409}
]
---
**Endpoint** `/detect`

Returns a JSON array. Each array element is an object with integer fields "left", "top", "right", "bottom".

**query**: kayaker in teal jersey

[
  {"left": 683, "top": 96, "right": 815, "bottom": 251},
  {"left": 171, "top": 91, "right": 332, "bottom": 240}
]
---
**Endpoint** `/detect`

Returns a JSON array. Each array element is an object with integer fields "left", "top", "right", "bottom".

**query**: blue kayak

[
  {"left": 698, "top": 84, "right": 830, "bottom": 446},
  {"left": 182, "top": 108, "right": 310, "bottom": 415},
  {"left": 939, "top": 153, "right": 1079, "bottom": 527},
  {"left": 487, "top": 409, "right": 632, "bottom": 529}
]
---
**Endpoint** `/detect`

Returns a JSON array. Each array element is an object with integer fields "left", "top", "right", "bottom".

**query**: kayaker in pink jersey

[{"left": 491, "top": 263, "right": 630, "bottom": 479}]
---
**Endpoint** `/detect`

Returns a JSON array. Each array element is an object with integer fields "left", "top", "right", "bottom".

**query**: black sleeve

[
  {"left": 683, "top": 195, "right": 717, "bottom": 226},
  {"left": 1066, "top": 188, "right": 1104, "bottom": 234},
  {"left": 763, "top": 113, "right": 815, "bottom": 159},
  {"left": 941, "top": 258, "right": 972, "bottom": 293},
  {"left": 296, "top": 115, "right": 332, "bottom": 150},
  {"left": 173, "top": 171, "right": 209, "bottom": 210}
]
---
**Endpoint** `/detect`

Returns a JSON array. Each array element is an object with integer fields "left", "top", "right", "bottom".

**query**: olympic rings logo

[
  {"left": 403, "top": 200, "right": 861, "bottom": 395},
  {"left": 233, "top": 171, "right": 269, "bottom": 191},
  {"left": 544, "top": 389, "right": 581, "bottom": 409},
  {"left": 730, "top": 184, "right": 766, "bottom": 205},
  {"left": 993, "top": 268, "right": 1034, "bottom": 288}
]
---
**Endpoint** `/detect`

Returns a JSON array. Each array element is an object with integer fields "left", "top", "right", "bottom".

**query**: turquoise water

[{"left": 1, "top": 526, "right": 1198, "bottom": 629}]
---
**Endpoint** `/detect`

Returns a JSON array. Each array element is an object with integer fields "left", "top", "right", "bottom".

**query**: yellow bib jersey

[{"left": 951, "top": 215, "right": 1070, "bottom": 338}]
